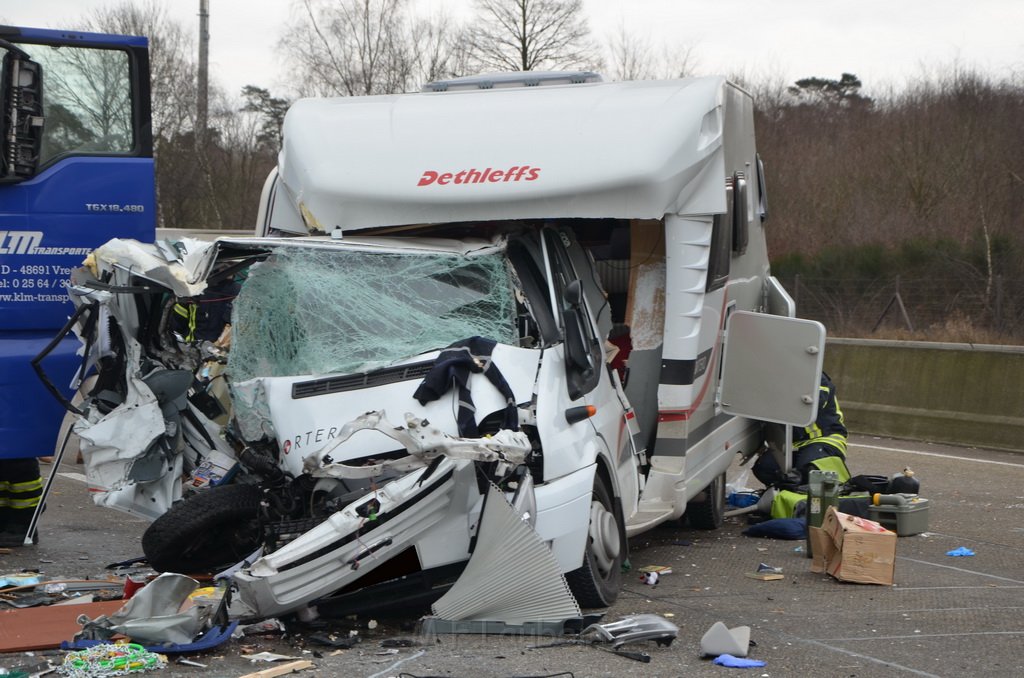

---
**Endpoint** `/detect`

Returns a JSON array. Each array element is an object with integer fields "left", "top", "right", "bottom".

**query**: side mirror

[
  {"left": 732, "top": 171, "right": 749, "bottom": 255},
  {"left": 0, "top": 43, "right": 44, "bottom": 182},
  {"left": 563, "top": 278, "right": 583, "bottom": 308}
]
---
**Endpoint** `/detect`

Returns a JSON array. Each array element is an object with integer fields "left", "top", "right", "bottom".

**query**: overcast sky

[{"left": 4, "top": 0, "right": 1023, "bottom": 100}]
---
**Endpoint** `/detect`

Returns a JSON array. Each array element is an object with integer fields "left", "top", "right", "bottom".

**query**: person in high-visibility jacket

[
  {"left": 0, "top": 457, "right": 42, "bottom": 547},
  {"left": 753, "top": 371, "right": 850, "bottom": 488}
]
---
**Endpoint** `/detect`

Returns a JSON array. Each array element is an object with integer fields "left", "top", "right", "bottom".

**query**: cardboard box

[{"left": 809, "top": 507, "right": 896, "bottom": 585}]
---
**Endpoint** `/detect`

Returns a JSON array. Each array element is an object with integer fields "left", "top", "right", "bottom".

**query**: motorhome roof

[
  {"left": 278, "top": 76, "right": 737, "bottom": 232},
  {"left": 422, "top": 70, "right": 603, "bottom": 91}
]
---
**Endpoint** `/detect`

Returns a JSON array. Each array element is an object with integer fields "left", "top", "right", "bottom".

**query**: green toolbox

[{"left": 868, "top": 495, "right": 930, "bottom": 536}]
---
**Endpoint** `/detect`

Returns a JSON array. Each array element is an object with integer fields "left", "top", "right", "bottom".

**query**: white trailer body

[{"left": 58, "top": 74, "right": 823, "bottom": 619}]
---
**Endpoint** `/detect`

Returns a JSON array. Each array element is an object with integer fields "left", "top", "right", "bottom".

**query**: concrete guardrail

[{"left": 824, "top": 338, "right": 1024, "bottom": 453}]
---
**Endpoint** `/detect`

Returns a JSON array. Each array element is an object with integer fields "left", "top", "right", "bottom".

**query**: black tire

[
  {"left": 142, "top": 484, "right": 263, "bottom": 573},
  {"left": 687, "top": 471, "right": 726, "bottom": 530},
  {"left": 566, "top": 472, "right": 624, "bottom": 608}
]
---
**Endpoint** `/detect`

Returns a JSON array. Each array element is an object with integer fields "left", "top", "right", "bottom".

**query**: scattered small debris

[
  {"left": 380, "top": 638, "right": 419, "bottom": 648},
  {"left": 240, "top": 618, "right": 287, "bottom": 636},
  {"left": 245, "top": 652, "right": 304, "bottom": 663},
  {"left": 0, "top": 573, "right": 43, "bottom": 587},
  {"left": 306, "top": 633, "right": 359, "bottom": 649},
  {"left": 946, "top": 547, "right": 975, "bottom": 557},
  {"left": 237, "top": 659, "right": 315, "bottom": 678},
  {"left": 745, "top": 563, "right": 783, "bottom": 581},
  {"left": 638, "top": 565, "right": 671, "bottom": 585},
  {"left": 638, "top": 565, "right": 672, "bottom": 577},
  {"left": 745, "top": 571, "right": 783, "bottom": 581}
]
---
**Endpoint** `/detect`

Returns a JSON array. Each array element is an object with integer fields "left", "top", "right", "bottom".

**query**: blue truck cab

[{"left": 0, "top": 26, "right": 154, "bottom": 459}]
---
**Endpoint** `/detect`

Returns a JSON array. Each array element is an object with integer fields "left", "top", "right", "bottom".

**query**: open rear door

[{"left": 719, "top": 311, "right": 826, "bottom": 470}]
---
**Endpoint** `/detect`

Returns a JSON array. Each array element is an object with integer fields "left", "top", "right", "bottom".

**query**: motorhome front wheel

[{"left": 566, "top": 473, "right": 624, "bottom": 607}]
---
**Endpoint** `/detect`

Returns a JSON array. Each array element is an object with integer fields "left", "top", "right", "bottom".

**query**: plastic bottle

[{"left": 888, "top": 468, "right": 920, "bottom": 494}]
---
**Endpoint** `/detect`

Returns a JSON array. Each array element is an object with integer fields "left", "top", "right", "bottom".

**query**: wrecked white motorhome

[{"left": 45, "top": 73, "right": 826, "bottom": 619}]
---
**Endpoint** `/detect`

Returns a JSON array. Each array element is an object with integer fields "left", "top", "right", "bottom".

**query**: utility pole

[
  {"left": 197, "top": 0, "right": 209, "bottom": 142},
  {"left": 195, "top": 0, "right": 223, "bottom": 228}
]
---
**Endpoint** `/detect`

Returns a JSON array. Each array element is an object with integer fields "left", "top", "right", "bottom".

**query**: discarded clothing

[
  {"left": 414, "top": 336, "right": 518, "bottom": 436},
  {"left": 742, "top": 518, "right": 806, "bottom": 540}
]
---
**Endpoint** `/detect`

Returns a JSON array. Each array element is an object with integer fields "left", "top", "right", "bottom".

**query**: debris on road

[
  {"left": 236, "top": 659, "right": 315, "bottom": 678},
  {"left": 244, "top": 652, "right": 304, "bottom": 663},
  {"left": 638, "top": 564, "right": 672, "bottom": 586},
  {"left": 58, "top": 643, "right": 166, "bottom": 677},
  {"left": 582, "top": 614, "right": 678, "bottom": 648},
  {"left": 744, "top": 563, "right": 784, "bottom": 581},
  {"left": 712, "top": 653, "right": 766, "bottom": 668},
  {"left": 699, "top": 621, "right": 752, "bottom": 658}
]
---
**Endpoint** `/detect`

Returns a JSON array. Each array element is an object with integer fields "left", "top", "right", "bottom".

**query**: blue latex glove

[
  {"left": 713, "top": 654, "right": 766, "bottom": 668},
  {"left": 946, "top": 547, "right": 975, "bottom": 556}
]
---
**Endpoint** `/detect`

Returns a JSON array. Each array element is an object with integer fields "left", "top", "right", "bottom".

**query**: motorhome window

[
  {"left": 28, "top": 44, "right": 134, "bottom": 163},
  {"left": 507, "top": 238, "right": 557, "bottom": 345},
  {"left": 706, "top": 216, "right": 731, "bottom": 292},
  {"left": 228, "top": 247, "right": 519, "bottom": 381},
  {"left": 543, "top": 229, "right": 602, "bottom": 398}
]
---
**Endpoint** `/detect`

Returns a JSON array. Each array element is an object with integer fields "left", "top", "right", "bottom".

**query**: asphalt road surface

[{"left": 2, "top": 434, "right": 1022, "bottom": 677}]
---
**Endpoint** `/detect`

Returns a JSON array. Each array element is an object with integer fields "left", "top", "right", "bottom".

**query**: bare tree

[
  {"left": 79, "top": 0, "right": 197, "bottom": 140},
  {"left": 410, "top": 12, "right": 471, "bottom": 85},
  {"left": 282, "top": 0, "right": 461, "bottom": 96},
  {"left": 605, "top": 25, "right": 698, "bottom": 81},
  {"left": 606, "top": 25, "right": 655, "bottom": 81},
  {"left": 465, "top": 0, "right": 598, "bottom": 72}
]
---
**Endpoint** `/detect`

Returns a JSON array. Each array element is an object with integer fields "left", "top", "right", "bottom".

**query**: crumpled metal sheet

[
  {"left": 430, "top": 482, "right": 580, "bottom": 625},
  {"left": 76, "top": 573, "right": 206, "bottom": 646},
  {"left": 73, "top": 340, "right": 182, "bottom": 519},
  {"left": 89, "top": 237, "right": 219, "bottom": 296}
]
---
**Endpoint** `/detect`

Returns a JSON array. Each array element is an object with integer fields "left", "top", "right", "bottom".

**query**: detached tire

[
  {"left": 142, "top": 484, "right": 263, "bottom": 573},
  {"left": 566, "top": 473, "right": 624, "bottom": 608},
  {"left": 687, "top": 471, "right": 726, "bottom": 530}
]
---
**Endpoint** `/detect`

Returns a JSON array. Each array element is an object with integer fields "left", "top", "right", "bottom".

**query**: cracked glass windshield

[{"left": 227, "top": 246, "right": 519, "bottom": 381}]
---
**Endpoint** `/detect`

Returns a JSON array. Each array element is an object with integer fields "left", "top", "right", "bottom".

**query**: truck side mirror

[{"left": 0, "top": 43, "right": 44, "bottom": 182}]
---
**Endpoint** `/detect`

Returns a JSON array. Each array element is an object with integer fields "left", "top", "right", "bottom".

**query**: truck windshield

[{"left": 228, "top": 247, "right": 519, "bottom": 381}]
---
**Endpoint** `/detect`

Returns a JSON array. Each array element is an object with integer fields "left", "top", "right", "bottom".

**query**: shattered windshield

[{"left": 227, "top": 246, "right": 519, "bottom": 381}]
